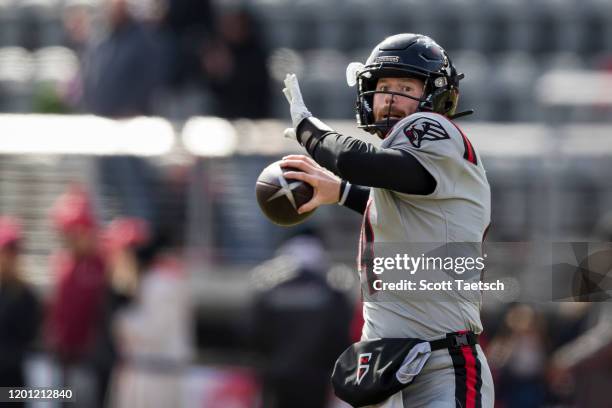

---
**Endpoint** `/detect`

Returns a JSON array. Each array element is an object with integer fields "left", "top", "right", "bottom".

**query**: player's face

[{"left": 373, "top": 77, "right": 425, "bottom": 122}]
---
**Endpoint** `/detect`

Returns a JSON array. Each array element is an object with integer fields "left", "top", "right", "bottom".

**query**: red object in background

[
  {"left": 46, "top": 250, "right": 107, "bottom": 360},
  {"left": 0, "top": 216, "right": 22, "bottom": 249},
  {"left": 204, "top": 369, "right": 260, "bottom": 408},
  {"left": 50, "top": 184, "right": 97, "bottom": 233},
  {"left": 104, "top": 217, "right": 150, "bottom": 252},
  {"left": 154, "top": 255, "right": 185, "bottom": 278},
  {"left": 350, "top": 300, "right": 365, "bottom": 343}
]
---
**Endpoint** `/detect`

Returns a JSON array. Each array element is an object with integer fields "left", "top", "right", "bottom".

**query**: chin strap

[
  {"left": 373, "top": 119, "right": 400, "bottom": 139},
  {"left": 448, "top": 109, "right": 475, "bottom": 120},
  {"left": 368, "top": 106, "right": 474, "bottom": 138}
]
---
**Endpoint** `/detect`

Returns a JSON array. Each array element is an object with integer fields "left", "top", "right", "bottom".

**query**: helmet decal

[{"left": 374, "top": 56, "right": 400, "bottom": 63}]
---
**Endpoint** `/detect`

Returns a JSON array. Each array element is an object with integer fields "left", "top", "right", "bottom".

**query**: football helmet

[{"left": 347, "top": 33, "right": 467, "bottom": 138}]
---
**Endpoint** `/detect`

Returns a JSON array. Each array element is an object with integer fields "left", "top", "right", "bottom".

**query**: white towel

[{"left": 395, "top": 342, "right": 432, "bottom": 385}]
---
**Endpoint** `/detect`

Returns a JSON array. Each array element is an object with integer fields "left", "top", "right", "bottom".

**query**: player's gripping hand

[
  {"left": 280, "top": 155, "right": 341, "bottom": 214},
  {"left": 282, "top": 73, "right": 312, "bottom": 128}
]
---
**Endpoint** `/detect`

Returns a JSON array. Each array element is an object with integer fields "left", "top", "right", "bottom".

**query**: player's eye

[
  {"left": 378, "top": 85, "right": 388, "bottom": 91},
  {"left": 402, "top": 86, "right": 412, "bottom": 92}
]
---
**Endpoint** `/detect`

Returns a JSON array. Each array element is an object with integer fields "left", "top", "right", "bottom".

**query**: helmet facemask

[
  {"left": 357, "top": 88, "right": 427, "bottom": 139},
  {"left": 352, "top": 65, "right": 427, "bottom": 138}
]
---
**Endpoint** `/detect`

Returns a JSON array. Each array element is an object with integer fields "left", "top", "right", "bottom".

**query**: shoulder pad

[{"left": 392, "top": 112, "right": 454, "bottom": 149}]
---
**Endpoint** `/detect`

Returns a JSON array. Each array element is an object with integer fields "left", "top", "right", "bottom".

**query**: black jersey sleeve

[
  {"left": 342, "top": 184, "right": 370, "bottom": 215},
  {"left": 296, "top": 117, "right": 436, "bottom": 195}
]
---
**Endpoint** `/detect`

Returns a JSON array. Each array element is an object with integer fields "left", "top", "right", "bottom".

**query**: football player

[{"left": 281, "top": 34, "right": 493, "bottom": 407}]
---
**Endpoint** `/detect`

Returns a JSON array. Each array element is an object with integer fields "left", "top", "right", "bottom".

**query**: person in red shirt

[{"left": 45, "top": 186, "right": 110, "bottom": 408}]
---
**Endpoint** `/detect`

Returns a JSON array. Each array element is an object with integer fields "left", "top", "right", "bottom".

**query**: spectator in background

[
  {"left": 487, "top": 304, "right": 549, "bottom": 408},
  {"left": 76, "top": 0, "right": 165, "bottom": 233},
  {"left": 62, "top": 2, "right": 93, "bottom": 57},
  {"left": 549, "top": 303, "right": 612, "bottom": 408},
  {"left": 80, "top": 0, "right": 164, "bottom": 117},
  {"left": 201, "top": 6, "right": 271, "bottom": 119},
  {"left": 45, "top": 186, "right": 112, "bottom": 408},
  {"left": 104, "top": 217, "right": 151, "bottom": 301},
  {"left": 251, "top": 231, "right": 352, "bottom": 408},
  {"left": 109, "top": 229, "right": 192, "bottom": 408},
  {"left": 547, "top": 219, "right": 612, "bottom": 406},
  {"left": 55, "top": 3, "right": 93, "bottom": 113},
  {"left": 0, "top": 217, "right": 40, "bottom": 406},
  {"left": 158, "top": 0, "right": 214, "bottom": 86}
]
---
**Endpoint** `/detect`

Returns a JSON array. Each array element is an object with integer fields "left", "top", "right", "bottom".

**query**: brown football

[{"left": 255, "top": 160, "right": 315, "bottom": 226}]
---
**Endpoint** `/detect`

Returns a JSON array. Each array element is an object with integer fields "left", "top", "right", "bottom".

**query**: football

[{"left": 255, "top": 160, "right": 315, "bottom": 226}]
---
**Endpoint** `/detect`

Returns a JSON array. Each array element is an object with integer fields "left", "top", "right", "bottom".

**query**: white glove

[
  {"left": 282, "top": 73, "right": 312, "bottom": 128},
  {"left": 283, "top": 128, "right": 297, "bottom": 141}
]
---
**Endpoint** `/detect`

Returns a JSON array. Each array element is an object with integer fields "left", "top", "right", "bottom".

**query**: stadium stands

[{"left": 0, "top": 0, "right": 610, "bottom": 120}]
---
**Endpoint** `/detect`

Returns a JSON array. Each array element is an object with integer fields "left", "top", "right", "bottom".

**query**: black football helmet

[{"left": 349, "top": 33, "right": 468, "bottom": 138}]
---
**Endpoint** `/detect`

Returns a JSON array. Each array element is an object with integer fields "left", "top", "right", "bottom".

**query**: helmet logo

[
  {"left": 421, "top": 37, "right": 438, "bottom": 49},
  {"left": 434, "top": 77, "right": 447, "bottom": 88},
  {"left": 402, "top": 117, "right": 450, "bottom": 148},
  {"left": 355, "top": 353, "right": 372, "bottom": 385},
  {"left": 374, "top": 56, "right": 400, "bottom": 63}
]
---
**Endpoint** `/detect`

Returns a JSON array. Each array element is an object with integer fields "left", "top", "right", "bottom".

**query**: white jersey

[{"left": 358, "top": 112, "right": 491, "bottom": 340}]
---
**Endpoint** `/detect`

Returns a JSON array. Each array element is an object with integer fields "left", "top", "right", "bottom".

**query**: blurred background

[{"left": 0, "top": 0, "right": 612, "bottom": 407}]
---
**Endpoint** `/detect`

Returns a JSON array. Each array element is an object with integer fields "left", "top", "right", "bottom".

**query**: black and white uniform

[{"left": 298, "top": 111, "right": 493, "bottom": 408}]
